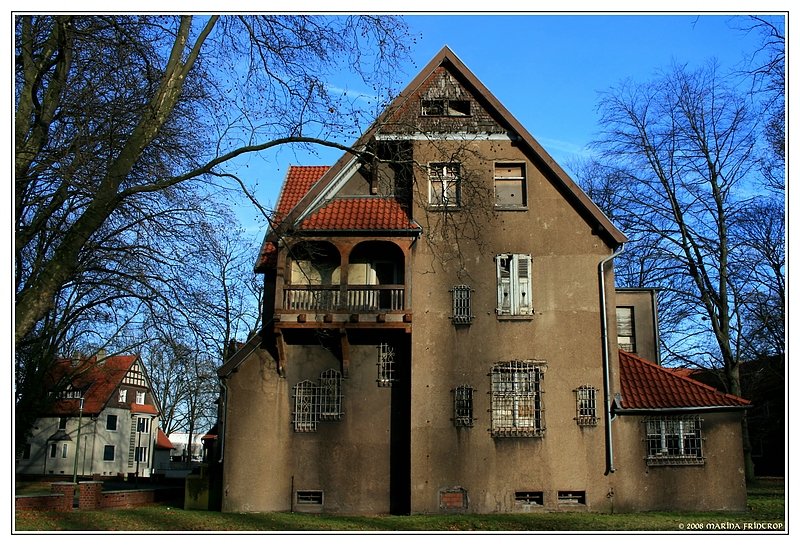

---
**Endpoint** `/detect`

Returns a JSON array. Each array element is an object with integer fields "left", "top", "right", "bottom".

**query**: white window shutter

[
  {"left": 496, "top": 255, "right": 512, "bottom": 314},
  {"left": 516, "top": 254, "right": 532, "bottom": 315}
]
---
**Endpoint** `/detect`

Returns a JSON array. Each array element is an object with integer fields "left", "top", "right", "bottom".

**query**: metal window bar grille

[
  {"left": 377, "top": 343, "right": 395, "bottom": 387},
  {"left": 451, "top": 285, "right": 474, "bottom": 324},
  {"left": 490, "top": 361, "right": 544, "bottom": 437},
  {"left": 575, "top": 386, "right": 598, "bottom": 426},
  {"left": 319, "top": 369, "right": 343, "bottom": 420},
  {"left": 293, "top": 380, "right": 319, "bottom": 432},
  {"left": 644, "top": 416, "right": 704, "bottom": 465},
  {"left": 453, "top": 385, "right": 475, "bottom": 427}
]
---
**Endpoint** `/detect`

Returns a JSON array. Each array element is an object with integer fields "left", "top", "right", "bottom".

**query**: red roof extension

[
  {"left": 155, "top": 429, "right": 174, "bottom": 450},
  {"left": 618, "top": 350, "right": 750, "bottom": 411}
]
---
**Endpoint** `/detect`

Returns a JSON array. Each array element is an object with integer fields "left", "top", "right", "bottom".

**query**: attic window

[{"left": 421, "top": 99, "right": 471, "bottom": 117}]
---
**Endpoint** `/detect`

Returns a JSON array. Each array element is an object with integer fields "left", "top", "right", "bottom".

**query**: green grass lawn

[{"left": 14, "top": 479, "right": 785, "bottom": 532}]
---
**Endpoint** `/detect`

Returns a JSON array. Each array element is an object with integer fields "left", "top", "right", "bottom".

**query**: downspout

[
  {"left": 217, "top": 378, "right": 227, "bottom": 464},
  {"left": 599, "top": 243, "right": 624, "bottom": 475}
]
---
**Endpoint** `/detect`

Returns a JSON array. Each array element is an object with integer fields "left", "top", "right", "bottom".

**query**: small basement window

[
  {"left": 296, "top": 490, "right": 324, "bottom": 505},
  {"left": 514, "top": 491, "right": 543, "bottom": 506},
  {"left": 558, "top": 491, "right": 586, "bottom": 505}
]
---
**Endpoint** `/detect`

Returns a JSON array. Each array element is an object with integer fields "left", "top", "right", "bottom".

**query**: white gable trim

[{"left": 293, "top": 154, "right": 363, "bottom": 226}]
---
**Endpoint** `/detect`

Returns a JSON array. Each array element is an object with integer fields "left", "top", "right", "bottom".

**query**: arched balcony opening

[
  {"left": 345, "top": 241, "right": 406, "bottom": 312},
  {"left": 284, "top": 241, "right": 342, "bottom": 311}
]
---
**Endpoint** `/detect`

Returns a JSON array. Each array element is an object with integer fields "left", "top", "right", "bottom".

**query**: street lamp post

[{"left": 72, "top": 397, "right": 84, "bottom": 484}]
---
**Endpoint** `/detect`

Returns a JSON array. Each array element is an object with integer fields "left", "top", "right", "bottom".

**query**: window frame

[
  {"left": 574, "top": 385, "right": 599, "bottom": 426},
  {"left": 489, "top": 360, "right": 545, "bottom": 437},
  {"left": 136, "top": 417, "right": 150, "bottom": 433},
  {"left": 495, "top": 253, "right": 533, "bottom": 317},
  {"left": 319, "top": 369, "right": 343, "bottom": 421},
  {"left": 134, "top": 446, "right": 148, "bottom": 464},
  {"left": 377, "top": 342, "right": 396, "bottom": 387},
  {"left": 421, "top": 98, "right": 471, "bottom": 117},
  {"left": 135, "top": 391, "right": 146, "bottom": 405},
  {"left": 103, "top": 444, "right": 115, "bottom": 461},
  {"left": 617, "top": 306, "right": 637, "bottom": 352},
  {"left": 118, "top": 388, "right": 127, "bottom": 403},
  {"left": 452, "top": 385, "right": 475, "bottom": 428},
  {"left": 293, "top": 380, "right": 319, "bottom": 433},
  {"left": 494, "top": 162, "right": 528, "bottom": 209},
  {"left": 450, "top": 284, "right": 474, "bottom": 325},
  {"left": 644, "top": 415, "right": 705, "bottom": 466},
  {"left": 106, "top": 414, "right": 118, "bottom": 431},
  {"left": 428, "top": 163, "right": 461, "bottom": 208}
]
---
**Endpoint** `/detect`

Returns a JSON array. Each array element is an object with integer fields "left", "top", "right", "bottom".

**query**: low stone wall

[{"left": 15, "top": 481, "right": 182, "bottom": 511}]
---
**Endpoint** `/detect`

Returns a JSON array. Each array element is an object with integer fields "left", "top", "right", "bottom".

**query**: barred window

[
  {"left": 377, "top": 343, "right": 396, "bottom": 387},
  {"left": 453, "top": 385, "right": 475, "bottom": 428},
  {"left": 645, "top": 415, "right": 704, "bottom": 465},
  {"left": 293, "top": 380, "right": 319, "bottom": 432},
  {"left": 319, "top": 369, "right": 343, "bottom": 420},
  {"left": 574, "top": 385, "right": 599, "bottom": 426},
  {"left": 490, "top": 361, "right": 545, "bottom": 437},
  {"left": 450, "top": 285, "right": 474, "bottom": 324}
]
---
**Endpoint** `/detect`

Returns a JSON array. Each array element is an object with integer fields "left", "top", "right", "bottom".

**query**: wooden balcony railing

[{"left": 283, "top": 284, "right": 405, "bottom": 312}]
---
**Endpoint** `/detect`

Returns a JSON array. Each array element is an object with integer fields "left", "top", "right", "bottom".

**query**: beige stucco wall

[
  {"left": 407, "top": 138, "right": 618, "bottom": 512},
  {"left": 221, "top": 342, "right": 396, "bottom": 513},
  {"left": 610, "top": 412, "right": 748, "bottom": 512}
]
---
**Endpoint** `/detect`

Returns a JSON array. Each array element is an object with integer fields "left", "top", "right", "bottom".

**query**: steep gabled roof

[
  {"left": 255, "top": 46, "right": 626, "bottom": 272},
  {"left": 617, "top": 350, "right": 750, "bottom": 412},
  {"left": 48, "top": 354, "right": 141, "bottom": 415}
]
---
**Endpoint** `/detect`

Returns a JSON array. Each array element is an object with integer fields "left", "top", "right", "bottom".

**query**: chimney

[
  {"left": 96, "top": 348, "right": 107, "bottom": 364},
  {"left": 71, "top": 353, "right": 82, "bottom": 367}
]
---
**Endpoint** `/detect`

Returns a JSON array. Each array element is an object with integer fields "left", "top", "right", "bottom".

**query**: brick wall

[{"left": 15, "top": 481, "right": 182, "bottom": 511}]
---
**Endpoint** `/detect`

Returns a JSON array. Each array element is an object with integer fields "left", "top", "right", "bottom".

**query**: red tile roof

[
  {"left": 49, "top": 355, "right": 140, "bottom": 415},
  {"left": 130, "top": 403, "right": 159, "bottom": 415},
  {"left": 300, "top": 197, "right": 418, "bottom": 231},
  {"left": 275, "top": 165, "right": 330, "bottom": 220},
  {"left": 255, "top": 166, "right": 329, "bottom": 270},
  {"left": 155, "top": 429, "right": 174, "bottom": 449},
  {"left": 618, "top": 350, "right": 749, "bottom": 411}
]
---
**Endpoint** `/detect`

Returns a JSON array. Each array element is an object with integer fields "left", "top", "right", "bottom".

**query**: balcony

[{"left": 275, "top": 239, "right": 410, "bottom": 330}]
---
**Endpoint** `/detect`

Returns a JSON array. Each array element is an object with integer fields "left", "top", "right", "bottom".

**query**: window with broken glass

[
  {"left": 428, "top": 163, "right": 461, "bottom": 208},
  {"left": 453, "top": 385, "right": 475, "bottom": 427},
  {"left": 490, "top": 360, "right": 545, "bottom": 437},
  {"left": 644, "top": 415, "right": 704, "bottom": 465}
]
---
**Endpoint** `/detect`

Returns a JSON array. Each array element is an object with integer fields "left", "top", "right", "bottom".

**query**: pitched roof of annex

[{"left": 617, "top": 350, "right": 750, "bottom": 412}]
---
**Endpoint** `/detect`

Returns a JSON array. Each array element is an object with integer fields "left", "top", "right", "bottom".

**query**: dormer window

[
  {"left": 118, "top": 389, "right": 127, "bottom": 403},
  {"left": 421, "top": 99, "right": 471, "bottom": 117},
  {"left": 135, "top": 391, "right": 145, "bottom": 405}
]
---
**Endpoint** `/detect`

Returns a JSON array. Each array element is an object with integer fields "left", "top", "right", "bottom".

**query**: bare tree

[
  {"left": 14, "top": 15, "right": 410, "bottom": 443},
  {"left": 15, "top": 14, "right": 410, "bottom": 346}
]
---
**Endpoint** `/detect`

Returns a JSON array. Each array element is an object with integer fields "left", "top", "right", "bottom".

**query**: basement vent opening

[
  {"left": 514, "top": 491, "right": 543, "bottom": 506},
  {"left": 557, "top": 491, "right": 586, "bottom": 505},
  {"left": 296, "top": 490, "right": 324, "bottom": 505}
]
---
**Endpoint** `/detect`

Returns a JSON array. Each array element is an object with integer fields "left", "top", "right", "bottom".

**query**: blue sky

[{"left": 235, "top": 13, "right": 781, "bottom": 237}]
